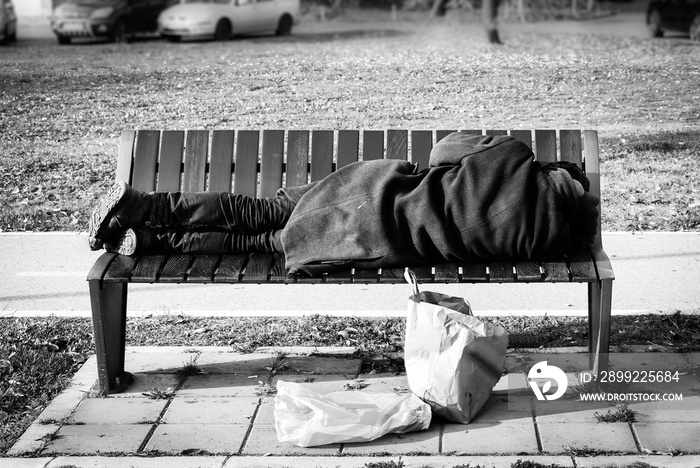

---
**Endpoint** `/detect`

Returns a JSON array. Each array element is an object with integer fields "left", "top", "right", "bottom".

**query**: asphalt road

[{"left": 1, "top": 231, "right": 698, "bottom": 318}]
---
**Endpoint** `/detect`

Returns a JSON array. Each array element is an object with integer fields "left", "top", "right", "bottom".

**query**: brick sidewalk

[{"left": 7, "top": 347, "right": 700, "bottom": 466}]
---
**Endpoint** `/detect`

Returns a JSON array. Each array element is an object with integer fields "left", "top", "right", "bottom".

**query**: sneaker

[
  {"left": 105, "top": 228, "right": 138, "bottom": 256},
  {"left": 88, "top": 181, "right": 128, "bottom": 250}
]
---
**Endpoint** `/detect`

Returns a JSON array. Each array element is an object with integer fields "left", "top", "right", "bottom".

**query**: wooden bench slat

[
  {"left": 489, "top": 261, "right": 515, "bottom": 282},
  {"left": 434, "top": 264, "right": 460, "bottom": 282},
  {"left": 310, "top": 130, "right": 333, "bottom": 182},
  {"left": 337, "top": 130, "right": 359, "bottom": 169},
  {"left": 363, "top": 130, "right": 384, "bottom": 161},
  {"left": 183, "top": 130, "right": 208, "bottom": 192},
  {"left": 543, "top": 258, "right": 571, "bottom": 282},
  {"left": 410, "top": 130, "right": 432, "bottom": 171},
  {"left": 568, "top": 250, "right": 598, "bottom": 282},
  {"left": 560, "top": 130, "right": 583, "bottom": 166},
  {"left": 159, "top": 254, "right": 194, "bottom": 283},
  {"left": 188, "top": 255, "right": 221, "bottom": 283},
  {"left": 510, "top": 130, "right": 533, "bottom": 149},
  {"left": 233, "top": 130, "right": 260, "bottom": 196},
  {"left": 241, "top": 253, "right": 277, "bottom": 282},
  {"left": 379, "top": 267, "right": 406, "bottom": 283},
  {"left": 386, "top": 129, "right": 407, "bottom": 160},
  {"left": 485, "top": 129, "right": 508, "bottom": 136},
  {"left": 515, "top": 261, "right": 543, "bottom": 282},
  {"left": 208, "top": 130, "right": 235, "bottom": 193},
  {"left": 260, "top": 130, "right": 285, "bottom": 198},
  {"left": 158, "top": 130, "right": 185, "bottom": 192},
  {"left": 104, "top": 255, "right": 140, "bottom": 281},
  {"left": 286, "top": 130, "right": 309, "bottom": 188},
  {"left": 412, "top": 266, "right": 435, "bottom": 282},
  {"left": 352, "top": 268, "right": 380, "bottom": 283},
  {"left": 535, "top": 129, "right": 557, "bottom": 163},
  {"left": 461, "top": 262, "right": 488, "bottom": 282},
  {"left": 213, "top": 255, "right": 248, "bottom": 282},
  {"left": 116, "top": 130, "right": 136, "bottom": 184},
  {"left": 267, "top": 253, "right": 289, "bottom": 283},
  {"left": 131, "top": 255, "right": 165, "bottom": 283},
  {"left": 324, "top": 269, "right": 352, "bottom": 283},
  {"left": 436, "top": 130, "right": 456, "bottom": 142},
  {"left": 132, "top": 131, "right": 159, "bottom": 191}
]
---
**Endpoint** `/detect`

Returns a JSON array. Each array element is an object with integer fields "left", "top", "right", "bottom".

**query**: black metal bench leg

[
  {"left": 588, "top": 279, "right": 613, "bottom": 375},
  {"left": 89, "top": 280, "right": 133, "bottom": 396}
]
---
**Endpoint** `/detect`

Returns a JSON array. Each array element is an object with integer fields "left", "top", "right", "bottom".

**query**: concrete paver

[
  {"left": 442, "top": 420, "right": 540, "bottom": 455},
  {"left": 111, "top": 373, "right": 181, "bottom": 398},
  {"left": 45, "top": 456, "right": 226, "bottom": 468},
  {"left": 538, "top": 422, "right": 638, "bottom": 454},
  {"left": 0, "top": 459, "right": 53, "bottom": 468},
  {"left": 145, "top": 424, "right": 249, "bottom": 455},
  {"left": 42, "top": 424, "right": 153, "bottom": 454},
  {"left": 634, "top": 422, "right": 700, "bottom": 453},
  {"left": 178, "top": 374, "right": 263, "bottom": 398},
  {"left": 341, "top": 421, "right": 441, "bottom": 455},
  {"left": 241, "top": 424, "right": 342, "bottom": 456},
  {"left": 162, "top": 397, "right": 259, "bottom": 425},
  {"left": 68, "top": 398, "right": 166, "bottom": 425},
  {"left": 575, "top": 455, "right": 700, "bottom": 467}
]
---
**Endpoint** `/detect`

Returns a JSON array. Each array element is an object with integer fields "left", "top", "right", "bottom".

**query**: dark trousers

[{"left": 142, "top": 192, "right": 294, "bottom": 254}]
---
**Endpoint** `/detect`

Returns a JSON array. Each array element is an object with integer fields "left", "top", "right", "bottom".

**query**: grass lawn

[{"left": 0, "top": 11, "right": 699, "bottom": 232}]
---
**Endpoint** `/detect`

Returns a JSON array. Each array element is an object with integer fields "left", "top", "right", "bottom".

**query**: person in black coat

[{"left": 89, "top": 133, "right": 598, "bottom": 276}]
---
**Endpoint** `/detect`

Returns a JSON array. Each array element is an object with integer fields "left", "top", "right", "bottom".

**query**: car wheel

[
  {"left": 58, "top": 35, "right": 72, "bottom": 45},
  {"left": 0, "top": 26, "right": 7, "bottom": 45},
  {"left": 166, "top": 35, "right": 182, "bottom": 43},
  {"left": 111, "top": 19, "right": 128, "bottom": 43},
  {"left": 690, "top": 16, "right": 700, "bottom": 41},
  {"left": 214, "top": 19, "right": 232, "bottom": 41},
  {"left": 647, "top": 10, "right": 663, "bottom": 38},
  {"left": 276, "top": 14, "right": 293, "bottom": 36}
]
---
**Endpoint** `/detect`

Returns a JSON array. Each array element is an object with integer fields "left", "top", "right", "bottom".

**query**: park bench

[{"left": 87, "top": 128, "right": 615, "bottom": 396}]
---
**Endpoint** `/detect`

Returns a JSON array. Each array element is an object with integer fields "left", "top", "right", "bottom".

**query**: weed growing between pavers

[
  {"left": 595, "top": 404, "right": 637, "bottom": 423},
  {"left": 364, "top": 458, "right": 405, "bottom": 468}
]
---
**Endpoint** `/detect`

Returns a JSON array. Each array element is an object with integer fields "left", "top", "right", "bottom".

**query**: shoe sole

[
  {"left": 88, "top": 181, "right": 126, "bottom": 250},
  {"left": 105, "top": 228, "right": 137, "bottom": 256}
]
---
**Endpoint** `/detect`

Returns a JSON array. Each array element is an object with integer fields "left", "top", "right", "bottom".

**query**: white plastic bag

[
  {"left": 274, "top": 380, "right": 432, "bottom": 447},
  {"left": 404, "top": 269, "right": 508, "bottom": 423}
]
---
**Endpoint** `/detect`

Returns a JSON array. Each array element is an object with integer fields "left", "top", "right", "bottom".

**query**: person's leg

[
  {"left": 89, "top": 181, "right": 294, "bottom": 249},
  {"left": 106, "top": 228, "right": 283, "bottom": 256},
  {"left": 483, "top": 0, "right": 502, "bottom": 44}
]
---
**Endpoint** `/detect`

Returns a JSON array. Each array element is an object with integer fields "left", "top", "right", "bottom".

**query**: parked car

[
  {"left": 51, "top": 0, "right": 178, "bottom": 45},
  {"left": 647, "top": 0, "right": 700, "bottom": 41},
  {"left": 0, "top": 0, "right": 17, "bottom": 45},
  {"left": 158, "top": 0, "right": 300, "bottom": 42}
]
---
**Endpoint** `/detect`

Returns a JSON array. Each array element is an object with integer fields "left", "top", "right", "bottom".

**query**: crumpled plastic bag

[{"left": 274, "top": 380, "right": 432, "bottom": 447}]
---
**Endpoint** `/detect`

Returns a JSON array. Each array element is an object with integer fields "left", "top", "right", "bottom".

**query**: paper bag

[
  {"left": 403, "top": 269, "right": 508, "bottom": 423},
  {"left": 274, "top": 380, "right": 432, "bottom": 447}
]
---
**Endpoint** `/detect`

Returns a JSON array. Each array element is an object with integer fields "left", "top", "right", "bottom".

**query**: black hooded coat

[{"left": 279, "top": 132, "right": 582, "bottom": 276}]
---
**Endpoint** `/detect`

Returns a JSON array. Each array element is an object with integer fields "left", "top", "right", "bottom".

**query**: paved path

[
  {"left": 4, "top": 347, "right": 700, "bottom": 466},
  {"left": 1, "top": 231, "right": 698, "bottom": 318}
]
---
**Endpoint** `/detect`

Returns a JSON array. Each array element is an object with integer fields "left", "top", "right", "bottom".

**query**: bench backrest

[{"left": 116, "top": 129, "right": 602, "bottom": 245}]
